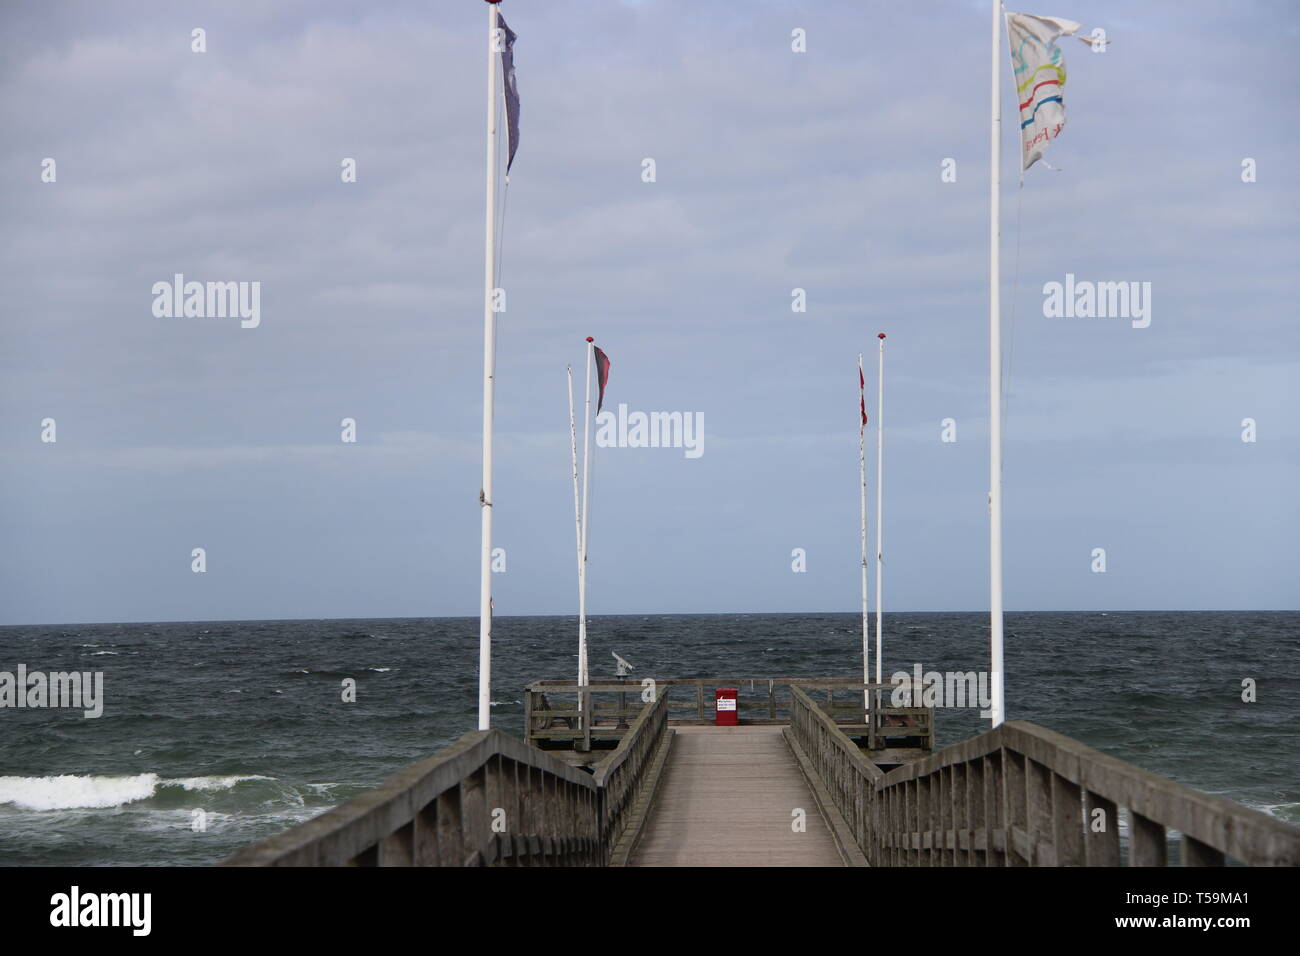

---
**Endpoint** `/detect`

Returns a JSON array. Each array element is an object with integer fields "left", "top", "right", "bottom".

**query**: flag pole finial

[
  {"left": 878, "top": 333, "right": 886, "bottom": 339},
  {"left": 586, "top": 336, "right": 594, "bottom": 343}
]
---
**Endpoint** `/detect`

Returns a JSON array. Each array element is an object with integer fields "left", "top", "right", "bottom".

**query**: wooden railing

[
  {"left": 526, "top": 677, "right": 931, "bottom": 750},
  {"left": 789, "top": 685, "right": 885, "bottom": 856},
  {"left": 224, "top": 693, "right": 674, "bottom": 867},
  {"left": 222, "top": 728, "right": 602, "bottom": 867},
  {"left": 593, "top": 689, "right": 672, "bottom": 858},
  {"left": 789, "top": 687, "right": 1300, "bottom": 867}
]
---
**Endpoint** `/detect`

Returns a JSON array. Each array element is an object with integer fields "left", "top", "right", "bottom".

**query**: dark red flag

[
  {"left": 594, "top": 346, "right": 611, "bottom": 413},
  {"left": 859, "top": 366, "right": 868, "bottom": 428}
]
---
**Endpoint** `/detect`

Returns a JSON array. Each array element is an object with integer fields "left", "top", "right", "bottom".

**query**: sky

[{"left": 0, "top": 0, "right": 1297, "bottom": 624}]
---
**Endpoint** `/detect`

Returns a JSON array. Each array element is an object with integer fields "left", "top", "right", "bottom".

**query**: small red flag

[
  {"left": 859, "top": 366, "right": 868, "bottom": 428},
  {"left": 594, "top": 346, "right": 611, "bottom": 413}
]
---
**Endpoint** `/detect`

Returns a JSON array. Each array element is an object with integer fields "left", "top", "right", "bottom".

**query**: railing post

[
  {"left": 1130, "top": 812, "right": 1168, "bottom": 866},
  {"left": 915, "top": 774, "right": 929, "bottom": 864},
  {"left": 941, "top": 764, "right": 951, "bottom": 863},
  {"left": 414, "top": 800, "right": 440, "bottom": 866},
  {"left": 1003, "top": 749, "right": 1028, "bottom": 866},
  {"left": 1025, "top": 759, "right": 1053, "bottom": 866},
  {"left": 506, "top": 757, "right": 521, "bottom": 864},
  {"left": 1183, "top": 835, "right": 1225, "bottom": 867},
  {"left": 538, "top": 772, "right": 553, "bottom": 862},
  {"left": 1083, "top": 791, "right": 1120, "bottom": 866},
  {"left": 463, "top": 766, "right": 489, "bottom": 864},
  {"left": 378, "top": 821, "right": 415, "bottom": 866},
  {"left": 984, "top": 752, "right": 1004, "bottom": 866},
  {"left": 437, "top": 783, "right": 465, "bottom": 867},
  {"left": 953, "top": 762, "right": 969, "bottom": 866},
  {"left": 884, "top": 783, "right": 895, "bottom": 866},
  {"left": 904, "top": 779, "right": 915, "bottom": 865},
  {"left": 867, "top": 688, "right": 877, "bottom": 751},
  {"left": 1051, "top": 773, "right": 1084, "bottom": 866}
]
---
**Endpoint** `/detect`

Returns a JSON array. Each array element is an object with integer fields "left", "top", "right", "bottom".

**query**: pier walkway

[{"left": 630, "top": 726, "right": 841, "bottom": 867}]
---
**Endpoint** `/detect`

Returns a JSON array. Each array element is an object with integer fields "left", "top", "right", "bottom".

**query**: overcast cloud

[{"left": 1, "top": 0, "right": 1296, "bottom": 624}]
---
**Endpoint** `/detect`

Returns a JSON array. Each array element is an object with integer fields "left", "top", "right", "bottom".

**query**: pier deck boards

[{"left": 629, "top": 726, "right": 843, "bottom": 867}]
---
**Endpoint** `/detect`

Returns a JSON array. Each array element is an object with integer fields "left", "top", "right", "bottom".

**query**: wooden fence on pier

[
  {"left": 787, "top": 685, "right": 1299, "bottom": 867},
  {"left": 226, "top": 678, "right": 1300, "bottom": 867},
  {"left": 223, "top": 691, "right": 673, "bottom": 867},
  {"left": 525, "top": 677, "right": 932, "bottom": 755}
]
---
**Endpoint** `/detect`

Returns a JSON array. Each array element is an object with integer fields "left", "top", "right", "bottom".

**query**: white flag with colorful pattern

[{"left": 1007, "top": 12, "right": 1081, "bottom": 171}]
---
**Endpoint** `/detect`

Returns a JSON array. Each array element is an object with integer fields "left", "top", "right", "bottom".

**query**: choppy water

[{"left": 0, "top": 611, "right": 1295, "bottom": 865}]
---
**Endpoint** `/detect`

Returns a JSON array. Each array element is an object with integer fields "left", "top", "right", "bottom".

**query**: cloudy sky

[{"left": 1, "top": 0, "right": 1296, "bottom": 624}]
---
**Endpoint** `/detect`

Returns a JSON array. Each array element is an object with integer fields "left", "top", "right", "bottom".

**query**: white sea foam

[
  {"left": 302, "top": 782, "right": 342, "bottom": 793},
  {"left": 1248, "top": 801, "right": 1299, "bottom": 823},
  {"left": 167, "top": 775, "right": 273, "bottom": 792},
  {"left": 0, "top": 773, "right": 273, "bottom": 811},
  {"left": 0, "top": 773, "right": 160, "bottom": 810}
]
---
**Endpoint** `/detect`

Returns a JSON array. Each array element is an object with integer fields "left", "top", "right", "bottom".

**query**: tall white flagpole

[
  {"left": 989, "top": 0, "right": 1006, "bottom": 727},
  {"left": 858, "top": 353, "right": 869, "bottom": 713},
  {"left": 578, "top": 337, "right": 595, "bottom": 699},
  {"left": 875, "top": 333, "right": 886, "bottom": 706},
  {"left": 477, "top": 0, "right": 501, "bottom": 731},
  {"left": 567, "top": 366, "right": 583, "bottom": 581}
]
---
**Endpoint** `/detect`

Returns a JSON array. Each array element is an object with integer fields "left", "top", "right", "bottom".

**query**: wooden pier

[
  {"left": 224, "top": 677, "right": 1300, "bottom": 868},
  {"left": 631, "top": 727, "right": 843, "bottom": 867}
]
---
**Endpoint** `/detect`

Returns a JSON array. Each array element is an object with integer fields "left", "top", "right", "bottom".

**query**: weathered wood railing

[
  {"left": 789, "top": 687, "right": 1300, "bottom": 867},
  {"left": 526, "top": 677, "right": 931, "bottom": 750},
  {"left": 223, "top": 728, "right": 602, "bottom": 866},
  {"left": 789, "top": 685, "right": 885, "bottom": 856},
  {"left": 593, "top": 688, "right": 672, "bottom": 858},
  {"left": 223, "top": 693, "right": 674, "bottom": 867}
]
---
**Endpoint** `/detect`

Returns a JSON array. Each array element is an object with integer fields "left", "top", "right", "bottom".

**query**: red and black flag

[
  {"left": 859, "top": 364, "right": 868, "bottom": 429},
  {"left": 499, "top": 15, "right": 520, "bottom": 173},
  {"left": 594, "top": 346, "right": 611, "bottom": 413}
]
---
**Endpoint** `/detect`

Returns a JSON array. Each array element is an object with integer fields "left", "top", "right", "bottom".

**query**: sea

[{"left": 0, "top": 611, "right": 1295, "bottom": 866}]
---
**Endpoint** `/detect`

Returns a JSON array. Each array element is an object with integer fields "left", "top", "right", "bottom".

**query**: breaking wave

[{"left": 0, "top": 773, "right": 273, "bottom": 811}]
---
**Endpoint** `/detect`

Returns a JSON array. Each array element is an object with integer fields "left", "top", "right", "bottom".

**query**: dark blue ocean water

[{"left": 0, "top": 611, "right": 1295, "bottom": 866}]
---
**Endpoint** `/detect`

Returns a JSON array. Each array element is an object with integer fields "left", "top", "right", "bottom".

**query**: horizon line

[{"left": 2, "top": 607, "right": 1297, "bottom": 629}]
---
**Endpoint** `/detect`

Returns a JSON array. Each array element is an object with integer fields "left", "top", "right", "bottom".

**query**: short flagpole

[
  {"left": 476, "top": 0, "right": 501, "bottom": 731},
  {"left": 875, "top": 333, "right": 886, "bottom": 712},
  {"left": 989, "top": 0, "right": 1006, "bottom": 727},
  {"left": 859, "top": 354, "right": 869, "bottom": 715},
  {"left": 578, "top": 338, "right": 595, "bottom": 708}
]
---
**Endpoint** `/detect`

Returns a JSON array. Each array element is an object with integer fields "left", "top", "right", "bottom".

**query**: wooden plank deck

[{"left": 628, "top": 726, "right": 844, "bottom": 867}]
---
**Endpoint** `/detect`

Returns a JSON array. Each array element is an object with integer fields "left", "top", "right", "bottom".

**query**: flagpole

[
  {"left": 578, "top": 337, "right": 595, "bottom": 705},
  {"left": 477, "top": 0, "right": 501, "bottom": 731},
  {"left": 567, "top": 365, "right": 584, "bottom": 586},
  {"left": 874, "top": 333, "right": 886, "bottom": 711},
  {"left": 989, "top": 0, "right": 1006, "bottom": 727},
  {"left": 858, "top": 354, "right": 869, "bottom": 714}
]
